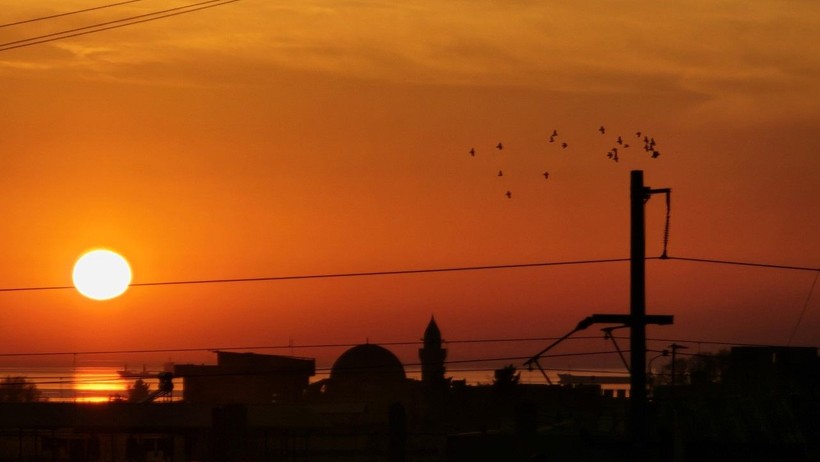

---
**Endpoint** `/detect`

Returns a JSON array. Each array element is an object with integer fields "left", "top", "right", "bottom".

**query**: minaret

[{"left": 419, "top": 316, "right": 447, "bottom": 388}]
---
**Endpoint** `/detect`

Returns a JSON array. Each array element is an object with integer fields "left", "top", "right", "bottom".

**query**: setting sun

[{"left": 72, "top": 250, "right": 132, "bottom": 301}]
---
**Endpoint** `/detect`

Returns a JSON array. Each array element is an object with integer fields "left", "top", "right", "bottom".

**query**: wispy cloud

[{"left": 2, "top": 0, "right": 818, "bottom": 112}]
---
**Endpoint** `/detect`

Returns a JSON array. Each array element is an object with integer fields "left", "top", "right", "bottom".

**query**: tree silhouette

[
  {"left": 493, "top": 364, "right": 520, "bottom": 390},
  {"left": 0, "top": 376, "right": 44, "bottom": 402},
  {"left": 127, "top": 378, "right": 151, "bottom": 403},
  {"left": 656, "top": 350, "right": 730, "bottom": 387}
]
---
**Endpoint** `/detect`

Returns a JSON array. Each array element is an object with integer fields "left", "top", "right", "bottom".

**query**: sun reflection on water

[{"left": 0, "top": 366, "right": 181, "bottom": 403}]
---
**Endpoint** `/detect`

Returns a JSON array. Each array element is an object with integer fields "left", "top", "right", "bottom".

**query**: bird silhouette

[
  {"left": 496, "top": 142, "right": 504, "bottom": 150},
  {"left": 505, "top": 191, "right": 512, "bottom": 198},
  {"left": 617, "top": 136, "right": 623, "bottom": 145},
  {"left": 561, "top": 142, "right": 568, "bottom": 149},
  {"left": 469, "top": 148, "right": 476, "bottom": 156},
  {"left": 607, "top": 152, "right": 613, "bottom": 159},
  {"left": 551, "top": 129, "right": 558, "bottom": 137},
  {"left": 543, "top": 171, "right": 550, "bottom": 179},
  {"left": 599, "top": 126, "right": 605, "bottom": 134},
  {"left": 651, "top": 150, "right": 661, "bottom": 158},
  {"left": 636, "top": 131, "right": 642, "bottom": 138},
  {"left": 549, "top": 136, "right": 555, "bottom": 143},
  {"left": 624, "top": 143, "right": 630, "bottom": 148}
]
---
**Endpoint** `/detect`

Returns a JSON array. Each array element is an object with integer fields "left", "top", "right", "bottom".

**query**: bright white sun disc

[{"left": 72, "top": 250, "right": 132, "bottom": 300}]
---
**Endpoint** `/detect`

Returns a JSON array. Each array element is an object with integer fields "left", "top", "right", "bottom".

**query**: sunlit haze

[{"left": 0, "top": 1, "right": 818, "bottom": 375}]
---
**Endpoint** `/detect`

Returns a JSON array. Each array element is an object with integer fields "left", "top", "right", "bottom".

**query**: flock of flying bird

[{"left": 468, "top": 125, "right": 665, "bottom": 198}]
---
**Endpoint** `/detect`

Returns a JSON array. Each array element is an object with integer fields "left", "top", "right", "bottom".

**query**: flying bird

[
  {"left": 561, "top": 142, "right": 568, "bottom": 149},
  {"left": 599, "top": 126, "right": 605, "bottom": 134},
  {"left": 551, "top": 129, "right": 558, "bottom": 137},
  {"left": 498, "top": 170, "right": 504, "bottom": 176},
  {"left": 543, "top": 171, "right": 550, "bottom": 179},
  {"left": 651, "top": 150, "right": 661, "bottom": 158},
  {"left": 505, "top": 191, "right": 512, "bottom": 198},
  {"left": 636, "top": 131, "right": 642, "bottom": 138},
  {"left": 549, "top": 136, "right": 555, "bottom": 143},
  {"left": 617, "top": 136, "right": 623, "bottom": 145},
  {"left": 496, "top": 142, "right": 504, "bottom": 150},
  {"left": 469, "top": 148, "right": 476, "bottom": 156}
]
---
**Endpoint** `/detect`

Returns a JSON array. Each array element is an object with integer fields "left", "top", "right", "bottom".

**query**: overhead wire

[
  {"left": 0, "top": 253, "right": 816, "bottom": 363},
  {"left": 0, "top": 0, "right": 240, "bottom": 52},
  {"left": 1, "top": 3, "right": 815, "bottom": 390},
  {"left": 1, "top": 255, "right": 815, "bottom": 294},
  {"left": 0, "top": 0, "right": 143, "bottom": 28},
  {"left": 5, "top": 334, "right": 812, "bottom": 388},
  {"left": 0, "top": 257, "right": 636, "bottom": 293},
  {"left": 661, "top": 256, "right": 819, "bottom": 272},
  {"left": 0, "top": 334, "right": 812, "bottom": 360}
]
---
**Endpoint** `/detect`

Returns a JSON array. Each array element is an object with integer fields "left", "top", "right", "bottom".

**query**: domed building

[
  {"left": 323, "top": 343, "right": 410, "bottom": 400},
  {"left": 308, "top": 319, "right": 450, "bottom": 407},
  {"left": 331, "top": 343, "right": 407, "bottom": 384}
]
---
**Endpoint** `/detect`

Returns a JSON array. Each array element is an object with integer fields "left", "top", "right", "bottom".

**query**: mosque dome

[{"left": 330, "top": 344, "right": 406, "bottom": 383}]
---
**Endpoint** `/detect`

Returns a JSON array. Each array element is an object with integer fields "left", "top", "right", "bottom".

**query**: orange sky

[{"left": 0, "top": 0, "right": 818, "bottom": 375}]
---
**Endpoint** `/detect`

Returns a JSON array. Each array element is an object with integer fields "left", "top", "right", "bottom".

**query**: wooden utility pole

[{"left": 630, "top": 170, "right": 649, "bottom": 451}]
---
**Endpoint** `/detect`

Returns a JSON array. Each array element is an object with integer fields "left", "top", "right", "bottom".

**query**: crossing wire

[
  {"left": 0, "top": 0, "right": 142, "bottom": 28},
  {"left": 0, "top": 0, "right": 240, "bottom": 52},
  {"left": 0, "top": 257, "right": 635, "bottom": 292}
]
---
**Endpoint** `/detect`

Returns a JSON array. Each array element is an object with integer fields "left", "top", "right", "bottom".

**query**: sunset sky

[{"left": 1, "top": 0, "right": 818, "bottom": 375}]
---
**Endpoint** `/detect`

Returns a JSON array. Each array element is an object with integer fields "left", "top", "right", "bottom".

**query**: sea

[{"left": 0, "top": 365, "right": 629, "bottom": 403}]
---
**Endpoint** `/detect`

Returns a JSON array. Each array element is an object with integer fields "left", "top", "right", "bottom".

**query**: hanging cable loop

[{"left": 648, "top": 188, "right": 672, "bottom": 259}]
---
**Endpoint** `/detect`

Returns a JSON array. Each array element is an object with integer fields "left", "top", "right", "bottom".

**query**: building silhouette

[
  {"left": 317, "top": 343, "right": 411, "bottom": 403},
  {"left": 174, "top": 350, "right": 315, "bottom": 404},
  {"left": 0, "top": 320, "right": 818, "bottom": 461}
]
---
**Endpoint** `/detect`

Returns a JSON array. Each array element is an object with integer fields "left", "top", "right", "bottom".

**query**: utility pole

[
  {"left": 524, "top": 170, "right": 672, "bottom": 459},
  {"left": 630, "top": 170, "right": 649, "bottom": 453},
  {"left": 630, "top": 170, "right": 671, "bottom": 457}
]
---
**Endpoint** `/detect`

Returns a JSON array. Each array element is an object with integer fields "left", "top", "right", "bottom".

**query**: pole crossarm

[{"left": 577, "top": 314, "right": 674, "bottom": 330}]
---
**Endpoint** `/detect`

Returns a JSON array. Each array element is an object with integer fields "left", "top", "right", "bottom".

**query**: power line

[
  {"left": 0, "top": 0, "right": 143, "bottom": 28},
  {"left": 0, "top": 336, "right": 613, "bottom": 358},
  {"left": 0, "top": 0, "right": 240, "bottom": 52},
  {"left": 0, "top": 334, "right": 812, "bottom": 360},
  {"left": 0, "top": 257, "right": 635, "bottom": 293},
  {"left": 2, "top": 254, "right": 814, "bottom": 295},
  {"left": 663, "top": 256, "right": 819, "bottom": 272}
]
